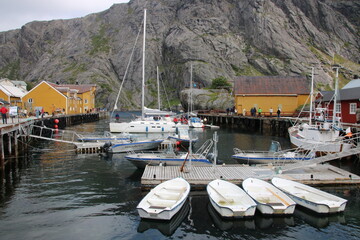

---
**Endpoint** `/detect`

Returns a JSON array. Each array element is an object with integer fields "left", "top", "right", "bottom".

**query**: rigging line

[
  {"left": 159, "top": 72, "right": 172, "bottom": 109},
  {"left": 111, "top": 22, "right": 143, "bottom": 116}
]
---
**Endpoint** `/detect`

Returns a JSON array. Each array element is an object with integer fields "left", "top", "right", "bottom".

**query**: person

[
  {"left": 277, "top": 108, "right": 281, "bottom": 118},
  {"left": 258, "top": 107, "right": 262, "bottom": 117},
  {"left": 115, "top": 113, "right": 120, "bottom": 122},
  {"left": 1, "top": 103, "right": 8, "bottom": 124},
  {"left": 242, "top": 108, "right": 246, "bottom": 116},
  {"left": 269, "top": 107, "right": 273, "bottom": 117}
]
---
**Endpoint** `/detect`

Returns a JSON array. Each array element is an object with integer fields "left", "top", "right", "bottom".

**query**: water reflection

[
  {"left": 294, "top": 207, "right": 346, "bottom": 228},
  {"left": 137, "top": 200, "right": 190, "bottom": 236}
]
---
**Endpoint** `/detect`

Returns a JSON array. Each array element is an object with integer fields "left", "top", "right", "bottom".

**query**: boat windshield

[{"left": 268, "top": 141, "right": 281, "bottom": 152}]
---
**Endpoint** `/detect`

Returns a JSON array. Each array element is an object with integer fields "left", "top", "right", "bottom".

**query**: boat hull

[
  {"left": 288, "top": 125, "right": 353, "bottom": 153},
  {"left": 106, "top": 140, "right": 163, "bottom": 153},
  {"left": 136, "top": 177, "right": 190, "bottom": 220},
  {"left": 271, "top": 177, "right": 347, "bottom": 214},
  {"left": 207, "top": 179, "right": 257, "bottom": 218},
  {"left": 242, "top": 178, "right": 296, "bottom": 215},
  {"left": 232, "top": 152, "right": 312, "bottom": 165},
  {"left": 110, "top": 121, "right": 177, "bottom": 133},
  {"left": 125, "top": 153, "right": 212, "bottom": 169}
]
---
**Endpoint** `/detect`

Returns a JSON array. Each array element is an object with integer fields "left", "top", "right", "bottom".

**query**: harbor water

[{"left": 0, "top": 117, "right": 360, "bottom": 240}]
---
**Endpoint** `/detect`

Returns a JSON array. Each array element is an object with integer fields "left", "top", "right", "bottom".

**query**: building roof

[
  {"left": 234, "top": 76, "right": 309, "bottom": 95},
  {"left": 47, "top": 82, "right": 96, "bottom": 94},
  {"left": 319, "top": 87, "right": 360, "bottom": 102},
  {"left": 0, "top": 84, "right": 27, "bottom": 98},
  {"left": 342, "top": 79, "right": 360, "bottom": 89}
]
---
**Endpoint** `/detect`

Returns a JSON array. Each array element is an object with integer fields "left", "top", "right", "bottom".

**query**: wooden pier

[
  {"left": 0, "top": 112, "right": 107, "bottom": 169},
  {"left": 197, "top": 113, "right": 360, "bottom": 137},
  {"left": 140, "top": 164, "right": 360, "bottom": 190}
]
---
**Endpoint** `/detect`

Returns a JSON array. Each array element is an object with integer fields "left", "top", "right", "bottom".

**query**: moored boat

[
  {"left": 271, "top": 177, "right": 347, "bottom": 214},
  {"left": 124, "top": 139, "right": 214, "bottom": 168},
  {"left": 103, "top": 138, "right": 164, "bottom": 153},
  {"left": 232, "top": 141, "right": 314, "bottom": 165},
  {"left": 242, "top": 178, "right": 296, "bottom": 215},
  {"left": 137, "top": 177, "right": 190, "bottom": 220},
  {"left": 207, "top": 179, "right": 257, "bottom": 218}
]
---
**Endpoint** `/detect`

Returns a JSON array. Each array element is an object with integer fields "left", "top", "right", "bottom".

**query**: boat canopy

[{"left": 143, "top": 107, "right": 176, "bottom": 116}]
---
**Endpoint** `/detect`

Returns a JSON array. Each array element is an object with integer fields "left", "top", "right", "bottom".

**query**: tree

[{"left": 210, "top": 76, "right": 231, "bottom": 90}]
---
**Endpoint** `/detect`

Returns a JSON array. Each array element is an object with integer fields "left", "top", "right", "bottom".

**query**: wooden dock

[{"left": 141, "top": 164, "right": 360, "bottom": 190}]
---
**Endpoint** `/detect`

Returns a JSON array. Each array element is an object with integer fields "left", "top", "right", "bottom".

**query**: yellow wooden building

[
  {"left": 0, "top": 83, "right": 27, "bottom": 107},
  {"left": 22, "top": 81, "right": 96, "bottom": 115},
  {"left": 233, "top": 76, "right": 309, "bottom": 116}
]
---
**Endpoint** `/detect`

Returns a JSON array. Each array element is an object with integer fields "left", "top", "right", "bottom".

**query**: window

[
  {"left": 335, "top": 103, "right": 341, "bottom": 113},
  {"left": 84, "top": 99, "right": 88, "bottom": 104},
  {"left": 350, "top": 103, "right": 357, "bottom": 114},
  {"left": 28, "top": 98, "right": 33, "bottom": 103}
]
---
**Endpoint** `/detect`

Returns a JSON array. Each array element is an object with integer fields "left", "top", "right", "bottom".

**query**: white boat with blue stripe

[{"left": 125, "top": 138, "right": 215, "bottom": 169}]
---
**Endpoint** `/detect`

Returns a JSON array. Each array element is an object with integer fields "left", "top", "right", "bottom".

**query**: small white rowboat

[
  {"left": 137, "top": 177, "right": 190, "bottom": 220},
  {"left": 271, "top": 177, "right": 347, "bottom": 214},
  {"left": 242, "top": 178, "right": 296, "bottom": 215},
  {"left": 207, "top": 179, "right": 257, "bottom": 218}
]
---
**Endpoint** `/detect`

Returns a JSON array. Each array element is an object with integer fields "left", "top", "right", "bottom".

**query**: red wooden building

[{"left": 317, "top": 86, "right": 360, "bottom": 124}]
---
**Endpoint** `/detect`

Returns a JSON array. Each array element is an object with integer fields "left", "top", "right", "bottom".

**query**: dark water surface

[{"left": 0, "top": 118, "right": 360, "bottom": 240}]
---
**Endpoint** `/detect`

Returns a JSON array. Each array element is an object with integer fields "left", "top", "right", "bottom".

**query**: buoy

[
  {"left": 54, "top": 124, "right": 58, "bottom": 129},
  {"left": 176, "top": 141, "right": 181, "bottom": 145},
  {"left": 54, "top": 119, "right": 59, "bottom": 124}
]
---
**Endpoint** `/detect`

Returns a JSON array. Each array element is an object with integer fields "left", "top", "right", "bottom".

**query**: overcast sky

[{"left": 0, "top": 0, "right": 130, "bottom": 32}]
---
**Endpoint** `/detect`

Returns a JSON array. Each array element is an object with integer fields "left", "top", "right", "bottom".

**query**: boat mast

[
  {"left": 332, "top": 66, "right": 340, "bottom": 126},
  {"left": 190, "top": 64, "right": 193, "bottom": 114},
  {"left": 141, "top": 9, "right": 146, "bottom": 120},
  {"left": 309, "top": 67, "right": 314, "bottom": 125},
  {"left": 157, "top": 66, "right": 161, "bottom": 110}
]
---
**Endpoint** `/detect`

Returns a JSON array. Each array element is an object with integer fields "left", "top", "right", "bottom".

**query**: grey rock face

[{"left": 0, "top": 0, "right": 359, "bottom": 110}]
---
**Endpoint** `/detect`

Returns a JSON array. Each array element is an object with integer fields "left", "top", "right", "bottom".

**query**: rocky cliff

[{"left": 0, "top": 0, "right": 359, "bottom": 110}]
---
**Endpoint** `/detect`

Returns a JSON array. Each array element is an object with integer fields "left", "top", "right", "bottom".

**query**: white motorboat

[
  {"left": 137, "top": 177, "right": 190, "bottom": 220},
  {"left": 271, "top": 177, "right": 347, "bottom": 214},
  {"left": 188, "top": 117, "right": 204, "bottom": 128},
  {"left": 242, "top": 178, "right": 296, "bottom": 215},
  {"left": 232, "top": 141, "right": 314, "bottom": 165},
  {"left": 207, "top": 179, "right": 257, "bottom": 218},
  {"left": 288, "top": 67, "right": 353, "bottom": 153},
  {"left": 103, "top": 138, "right": 164, "bottom": 153},
  {"left": 78, "top": 131, "right": 130, "bottom": 142},
  {"left": 125, "top": 139, "right": 214, "bottom": 168},
  {"left": 168, "top": 129, "right": 198, "bottom": 147}
]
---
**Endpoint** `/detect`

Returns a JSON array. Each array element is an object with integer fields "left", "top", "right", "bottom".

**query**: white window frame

[
  {"left": 335, "top": 103, "right": 341, "bottom": 113},
  {"left": 349, "top": 103, "right": 357, "bottom": 114},
  {"left": 28, "top": 98, "right": 33, "bottom": 103}
]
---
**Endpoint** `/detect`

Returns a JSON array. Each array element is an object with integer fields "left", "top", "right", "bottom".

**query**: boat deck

[{"left": 141, "top": 164, "right": 360, "bottom": 190}]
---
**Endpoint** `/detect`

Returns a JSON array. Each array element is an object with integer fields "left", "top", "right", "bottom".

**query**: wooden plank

[{"left": 141, "top": 164, "right": 360, "bottom": 190}]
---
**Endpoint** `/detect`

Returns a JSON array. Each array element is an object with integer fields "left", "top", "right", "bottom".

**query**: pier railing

[{"left": 28, "top": 125, "right": 84, "bottom": 144}]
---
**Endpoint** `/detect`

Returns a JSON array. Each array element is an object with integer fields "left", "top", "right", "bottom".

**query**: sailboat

[
  {"left": 109, "top": 9, "right": 177, "bottom": 133},
  {"left": 187, "top": 64, "right": 204, "bottom": 128},
  {"left": 288, "top": 67, "right": 353, "bottom": 153}
]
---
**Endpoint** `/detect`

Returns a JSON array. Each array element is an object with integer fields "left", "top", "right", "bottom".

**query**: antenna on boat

[
  {"left": 141, "top": 9, "right": 147, "bottom": 121},
  {"left": 213, "top": 131, "right": 218, "bottom": 168},
  {"left": 332, "top": 65, "right": 340, "bottom": 127},
  {"left": 157, "top": 66, "right": 161, "bottom": 110},
  {"left": 309, "top": 67, "right": 315, "bottom": 125}
]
